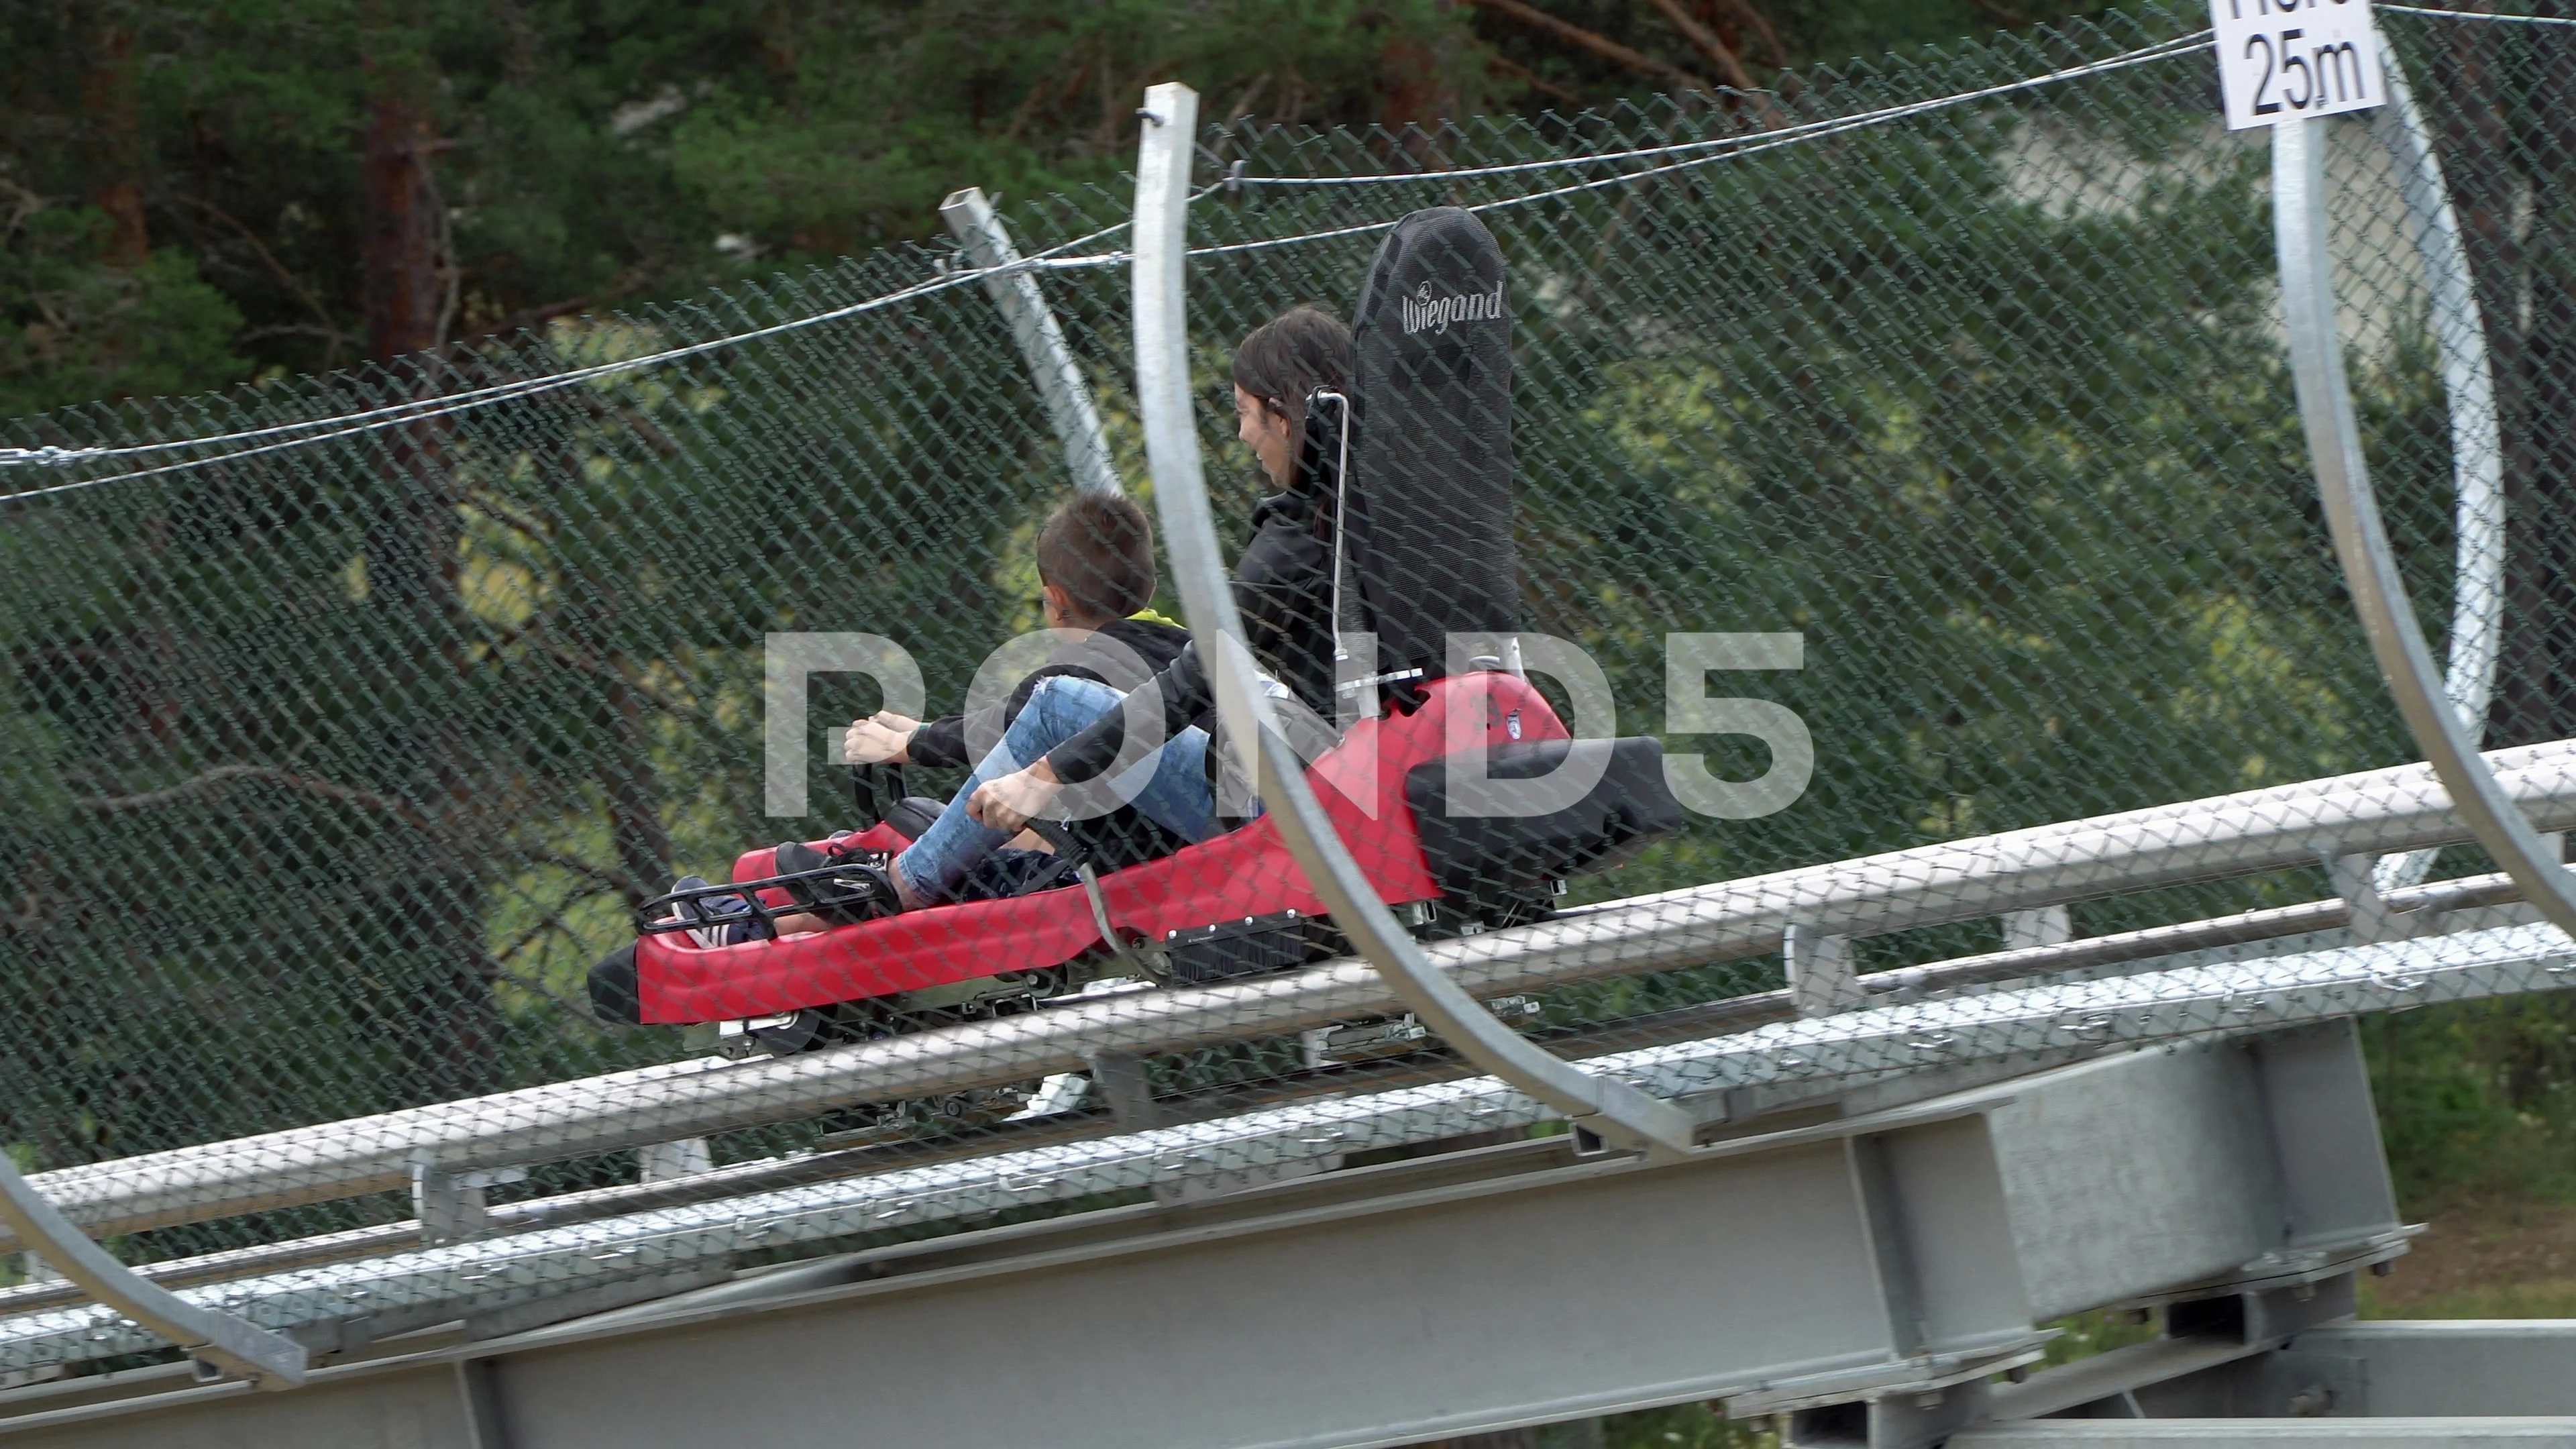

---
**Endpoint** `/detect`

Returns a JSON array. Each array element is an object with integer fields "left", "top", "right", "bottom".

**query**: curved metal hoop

[
  {"left": 1128, "top": 81, "right": 1697, "bottom": 1158},
  {"left": 2273, "top": 100, "right": 2576, "bottom": 937},
  {"left": 2369, "top": 42, "right": 2507, "bottom": 890},
  {"left": 0, "top": 1151, "right": 306, "bottom": 1387}
]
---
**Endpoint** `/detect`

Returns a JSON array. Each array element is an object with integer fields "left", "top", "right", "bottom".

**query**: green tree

[
  {"left": 0, "top": 201, "right": 244, "bottom": 417},
  {"left": 1, "top": 0, "right": 2120, "bottom": 396}
]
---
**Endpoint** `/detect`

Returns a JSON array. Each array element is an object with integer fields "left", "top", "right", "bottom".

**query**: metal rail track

[{"left": 7, "top": 739, "right": 2574, "bottom": 1255}]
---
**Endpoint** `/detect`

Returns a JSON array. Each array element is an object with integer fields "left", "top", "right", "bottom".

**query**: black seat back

[{"left": 1344, "top": 208, "right": 1522, "bottom": 694}]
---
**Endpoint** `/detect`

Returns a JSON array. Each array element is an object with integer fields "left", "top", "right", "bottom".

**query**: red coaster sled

[{"left": 627, "top": 669, "right": 1591, "bottom": 1027}]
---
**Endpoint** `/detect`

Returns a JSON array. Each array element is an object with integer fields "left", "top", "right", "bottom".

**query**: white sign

[{"left": 2212, "top": 0, "right": 2383, "bottom": 130}]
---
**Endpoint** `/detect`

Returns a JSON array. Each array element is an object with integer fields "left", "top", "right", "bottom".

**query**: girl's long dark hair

[{"left": 1231, "top": 303, "right": 1351, "bottom": 441}]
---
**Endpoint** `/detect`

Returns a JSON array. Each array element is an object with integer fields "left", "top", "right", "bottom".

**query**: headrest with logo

[{"left": 1344, "top": 207, "right": 1522, "bottom": 696}]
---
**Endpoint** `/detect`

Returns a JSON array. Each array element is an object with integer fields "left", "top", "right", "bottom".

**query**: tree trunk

[
  {"left": 606, "top": 662, "right": 673, "bottom": 911},
  {"left": 363, "top": 73, "right": 443, "bottom": 360},
  {"left": 81, "top": 9, "right": 149, "bottom": 269},
  {"left": 362, "top": 29, "right": 495, "bottom": 1102}
]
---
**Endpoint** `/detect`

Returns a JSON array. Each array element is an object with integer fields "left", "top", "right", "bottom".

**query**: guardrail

[
  {"left": 7, "top": 738, "right": 2574, "bottom": 1256},
  {"left": 4, "top": 911, "right": 2566, "bottom": 1378},
  {"left": 0, "top": 857, "right": 2540, "bottom": 1321}
]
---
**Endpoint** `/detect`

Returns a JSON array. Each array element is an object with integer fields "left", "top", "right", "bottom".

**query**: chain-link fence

[{"left": 0, "top": 0, "right": 2568, "bottom": 1384}]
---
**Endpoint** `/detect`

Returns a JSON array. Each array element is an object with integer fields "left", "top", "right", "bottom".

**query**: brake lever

[{"left": 1028, "top": 817, "right": 1167, "bottom": 981}]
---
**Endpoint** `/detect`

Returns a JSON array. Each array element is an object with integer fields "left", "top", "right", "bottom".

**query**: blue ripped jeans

[{"left": 895, "top": 676, "right": 1221, "bottom": 906}]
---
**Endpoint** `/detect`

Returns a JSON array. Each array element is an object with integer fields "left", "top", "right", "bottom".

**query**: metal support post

[
  {"left": 634, "top": 1139, "right": 712, "bottom": 1183},
  {"left": 940, "top": 186, "right": 1122, "bottom": 496},
  {"left": 2324, "top": 851, "right": 2425, "bottom": 944},
  {"left": 1786, "top": 922, "right": 1864, "bottom": 1017},
  {"left": 2000, "top": 906, "right": 2071, "bottom": 951},
  {"left": 1082, "top": 1049, "right": 1164, "bottom": 1130},
  {"left": 2272, "top": 112, "right": 2576, "bottom": 941},
  {"left": 0, "top": 1148, "right": 306, "bottom": 1389},
  {"left": 1128, "top": 80, "right": 1697, "bottom": 1161},
  {"left": 412, "top": 1157, "right": 528, "bottom": 1247},
  {"left": 457, "top": 1358, "right": 510, "bottom": 1449}
]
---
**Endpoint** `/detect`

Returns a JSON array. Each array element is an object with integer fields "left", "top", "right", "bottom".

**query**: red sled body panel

[{"left": 633, "top": 672, "right": 1568, "bottom": 1025}]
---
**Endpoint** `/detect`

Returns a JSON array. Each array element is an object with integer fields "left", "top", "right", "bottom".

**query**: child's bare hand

[
  {"left": 967, "top": 765, "right": 1063, "bottom": 836},
  {"left": 844, "top": 711, "right": 920, "bottom": 765}
]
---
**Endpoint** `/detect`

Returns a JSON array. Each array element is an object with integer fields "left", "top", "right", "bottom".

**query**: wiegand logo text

[{"left": 1401, "top": 277, "right": 1508, "bottom": 336}]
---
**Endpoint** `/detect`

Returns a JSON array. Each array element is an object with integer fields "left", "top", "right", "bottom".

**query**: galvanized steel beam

[
  {"left": 9, "top": 741, "right": 2576, "bottom": 1256},
  {"left": 0, "top": 1037, "right": 2412, "bottom": 1449},
  {"left": 7, "top": 920, "right": 2528, "bottom": 1381},
  {"left": 2288, "top": 1322, "right": 2576, "bottom": 1417}
]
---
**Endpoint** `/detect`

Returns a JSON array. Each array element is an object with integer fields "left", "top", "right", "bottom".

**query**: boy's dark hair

[
  {"left": 1036, "top": 492, "right": 1159, "bottom": 622},
  {"left": 1232, "top": 303, "right": 1352, "bottom": 437}
]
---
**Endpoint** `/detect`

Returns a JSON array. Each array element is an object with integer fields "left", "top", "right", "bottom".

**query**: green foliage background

[
  {"left": 2, "top": 5, "right": 2573, "bottom": 1417},
  {"left": 1, "top": 0, "right": 2122, "bottom": 411}
]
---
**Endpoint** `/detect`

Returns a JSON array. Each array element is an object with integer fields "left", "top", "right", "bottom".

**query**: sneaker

[
  {"left": 664, "top": 875, "right": 764, "bottom": 949},
  {"left": 774, "top": 842, "right": 900, "bottom": 926}
]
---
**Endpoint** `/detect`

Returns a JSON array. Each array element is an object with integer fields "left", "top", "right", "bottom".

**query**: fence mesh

[{"left": 0, "top": 0, "right": 2565, "bottom": 1383}]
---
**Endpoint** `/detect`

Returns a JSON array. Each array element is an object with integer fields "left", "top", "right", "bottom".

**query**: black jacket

[
  {"left": 906, "top": 614, "right": 1191, "bottom": 769},
  {"left": 1044, "top": 487, "right": 1336, "bottom": 788}
]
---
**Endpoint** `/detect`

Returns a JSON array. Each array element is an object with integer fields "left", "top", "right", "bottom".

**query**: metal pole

[
  {"left": 2370, "top": 37, "right": 2506, "bottom": 890},
  {"left": 0, "top": 1150, "right": 306, "bottom": 1387},
  {"left": 2273, "top": 113, "right": 2576, "bottom": 938},
  {"left": 1128, "top": 80, "right": 1697, "bottom": 1159},
  {"left": 940, "top": 186, "right": 1123, "bottom": 496}
]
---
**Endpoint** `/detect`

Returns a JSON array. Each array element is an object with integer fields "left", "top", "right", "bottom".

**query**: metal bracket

[
  {"left": 0, "top": 1147, "right": 307, "bottom": 1389},
  {"left": 2165, "top": 1272, "right": 2361, "bottom": 1348},
  {"left": 2000, "top": 905, "right": 2072, "bottom": 951},
  {"left": 2323, "top": 851, "right": 2426, "bottom": 943},
  {"left": 1085, "top": 1046, "right": 1340, "bottom": 1204},
  {"left": 1780, "top": 1378, "right": 1998, "bottom": 1449},
  {"left": 458, "top": 1358, "right": 509, "bottom": 1449},
  {"left": 413, "top": 1155, "right": 529, "bottom": 1247},
  {"left": 637, "top": 1139, "right": 714, "bottom": 1183},
  {"left": 1785, "top": 922, "right": 1865, "bottom": 1017},
  {"left": 1083, "top": 1049, "right": 1165, "bottom": 1130},
  {"left": 938, "top": 186, "right": 1122, "bottom": 497},
  {"left": 1128, "top": 80, "right": 1697, "bottom": 1164},
  {"left": 2268, "top": 1346, "right": 2366, "bottom": 1418},
  {"left": 1729, "top": 1340, "right": 2046, "bottom": 1417}
]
